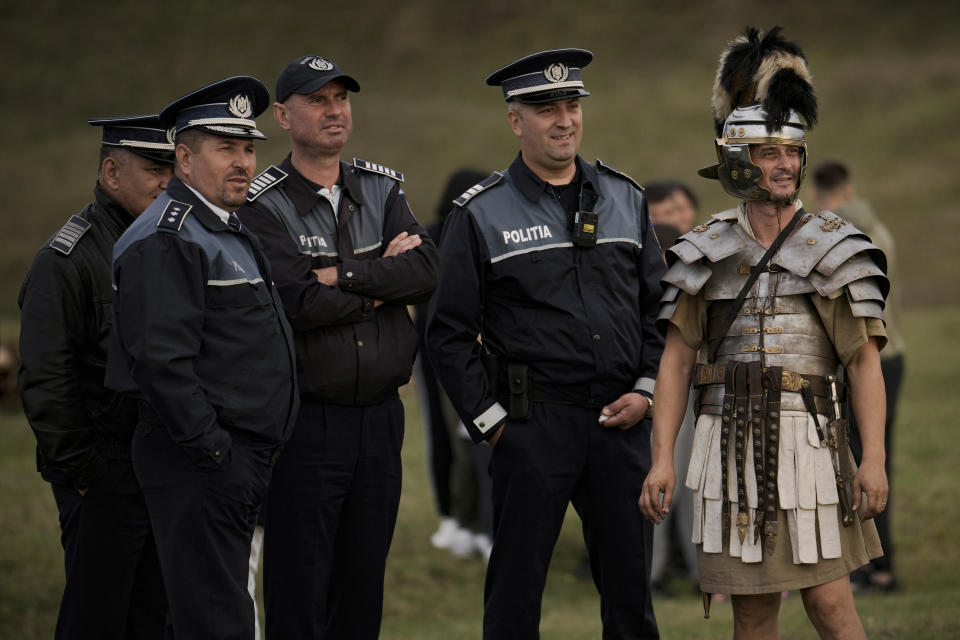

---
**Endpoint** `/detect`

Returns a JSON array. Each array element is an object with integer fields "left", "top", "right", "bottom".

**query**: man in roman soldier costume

[{"left": 639, "top": 27, "right": 888, "bottom": 639}]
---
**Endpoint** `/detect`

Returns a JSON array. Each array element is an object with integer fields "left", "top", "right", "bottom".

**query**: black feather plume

[{"left": 711, "top": 26, "right": 818, "bottom": 136}]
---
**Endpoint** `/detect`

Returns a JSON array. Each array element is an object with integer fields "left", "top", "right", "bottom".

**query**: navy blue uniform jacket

[
  {"left": 426, "top": 155, "right": 666, "bottom": 442},
  {"left": 106, "top": 176, "right": 298, "bottom": 469}
]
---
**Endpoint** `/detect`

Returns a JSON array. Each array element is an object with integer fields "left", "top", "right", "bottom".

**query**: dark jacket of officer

[
  {"left": 19, "top": 186, "right": 139, "bottom": 488},
  {"left": 238, "top": 155, "right": 438, "bottom": 405},
  {"left": 427, "top": 154, "right": 667, "bottom": 442},
  {"left": 106, "top": 177, "right": 298, "bottom": 469}
]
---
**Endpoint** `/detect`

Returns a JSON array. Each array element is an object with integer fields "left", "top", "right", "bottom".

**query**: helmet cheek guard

[{"left": 716, "top": 142, "right": 769, "bottom": 201}]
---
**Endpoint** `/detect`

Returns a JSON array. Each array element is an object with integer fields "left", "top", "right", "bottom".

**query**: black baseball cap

[{"left": 275, "top": 55, "right": 360, "bottom": 103}]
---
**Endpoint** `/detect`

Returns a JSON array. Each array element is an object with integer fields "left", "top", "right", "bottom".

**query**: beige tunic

[{"left": 668, "top": 290, "right": 884, "bottom": 593}]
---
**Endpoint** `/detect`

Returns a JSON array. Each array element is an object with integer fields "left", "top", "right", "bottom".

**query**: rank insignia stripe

[
  {"left": 595, "top": 159, "right": 643, "bottom": 191},
  {"left": 49, "top": 215, "right": 92, "bottom": 255},
  {"left": 246, "top": 165, "right": 289, "bottom": 201},
  {"left": 352, "top": 158, "right": 405, "bottom": 182},
  {"left": 453, "top": 171, "right": 505, "bottom": 207},
  {"left": 156, "top": 200, "right": 193, "bottom": 231}
]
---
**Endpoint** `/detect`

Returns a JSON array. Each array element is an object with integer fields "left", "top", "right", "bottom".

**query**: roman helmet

[{"left": 698, "top": 27, "right": 818, "bottom": 201}]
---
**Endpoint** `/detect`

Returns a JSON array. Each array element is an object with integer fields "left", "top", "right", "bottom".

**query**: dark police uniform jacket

[
  {"left": 238, "top": 155, "right": 438, "bottom": 405},
  {"left": 427, "top": 154, "right": 666, "bottom": 443},
  {"left": 19, "top": 186, "right": 140, "bottom": 488},
  {"left": 106, "top": 177, "right": 298, "bottom": 469}
]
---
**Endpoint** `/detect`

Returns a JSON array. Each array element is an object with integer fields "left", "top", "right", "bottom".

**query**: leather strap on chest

[{"left": 708, "top": 209, "right": 808, "bottom": 361}]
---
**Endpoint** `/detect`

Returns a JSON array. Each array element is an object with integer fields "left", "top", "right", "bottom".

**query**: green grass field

[{"left": 2, "top": 306, "right": 958, "bottom": 638}]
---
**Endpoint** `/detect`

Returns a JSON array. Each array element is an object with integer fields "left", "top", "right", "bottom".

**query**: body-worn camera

[{"left": 572, "top": 211, "right": 598, "bottom": 248}]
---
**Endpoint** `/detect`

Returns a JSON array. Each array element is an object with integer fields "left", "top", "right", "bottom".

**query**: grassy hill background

[{"left": 1, "top": 0, "right": 958, "bottom": 323}]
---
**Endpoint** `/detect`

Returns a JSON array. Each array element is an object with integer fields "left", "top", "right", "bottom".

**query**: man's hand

[
  {"left": 382, "top": 231, "right": 422, "bottom": 258},
  {"left": 599, "top": 393, "right": 649, "bottom": 430},
  {"left": 312, "top": 266, "right": 338, "bottom": 286},
  {"left": 489, "top": 423, "right": 506, "bottom": 448},
  {"left": 638, "top": 462, "right": 675, "bottom": 524},
  {"left": 853, "top": 457, "right": 888, "bottom": 520}
]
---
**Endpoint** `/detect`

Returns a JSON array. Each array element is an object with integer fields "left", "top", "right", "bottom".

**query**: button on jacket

[
  {"left": 19, "top": 185, "right": 140, "bottom": 488},
  {"left": 427, "top": 154, "right": 666, "bottom": 442},
  {"left": 106, "top": 176, "right": 298, "bottom": 468},
  {"left": 238, "top": 155, "right": 438, "bottom": 405}
]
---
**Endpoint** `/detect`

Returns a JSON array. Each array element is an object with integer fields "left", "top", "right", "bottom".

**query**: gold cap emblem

[
  {"left": 544, "top": 62, "right": 569, "bottom": 83},
  {"left": 228, "top": 93, "right": 253, "bottom": 118}
]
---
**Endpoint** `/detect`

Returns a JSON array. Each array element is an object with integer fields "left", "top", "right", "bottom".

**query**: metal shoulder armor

[
  {"left": 776, "top": 210, "right": 889, "bottom": 320},
  {"left": 658, "top": 211, "right": 746, "bottom": 322}
]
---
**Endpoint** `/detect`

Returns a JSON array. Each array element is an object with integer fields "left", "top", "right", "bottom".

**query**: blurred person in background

[
  {"left": 647, "top": 180, "right": 699, "bottom": 234},
  {"left": 813, "top": 159, "right": 904, "bottom": 593},
  {"left": 19, "top": 115, "right": 173, "bottom": 640},
  {"left": 417, "top": 167, "right": 494, "bottom": 560},
  {"left": 646, "top": 182, "right": 701, "bottom": 596},
  {"left": 237, "top": 55, "right": 438, "bottom": 639}
]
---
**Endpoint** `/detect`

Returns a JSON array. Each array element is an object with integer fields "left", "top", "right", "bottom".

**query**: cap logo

[
  {"left": 166, "top": 126, "right": 176, "bottom": 144},
  {"left": 307, "top": 57, "right": 334, "bottom": 72},
  {"left": 544, "top": 63, "right": 569, "bottom": 84},
  {"left": 228, "top": 93, "right": 253, "bottom": 118}
]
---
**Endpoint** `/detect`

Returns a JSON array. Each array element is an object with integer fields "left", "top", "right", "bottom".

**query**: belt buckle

[{"left": 780, "top": 370, "right": 807, "bottom": 392}]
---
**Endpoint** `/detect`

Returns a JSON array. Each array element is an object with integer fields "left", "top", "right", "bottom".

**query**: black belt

[{"left": 498, "top": 387, "right": 606, "bottom": 411}]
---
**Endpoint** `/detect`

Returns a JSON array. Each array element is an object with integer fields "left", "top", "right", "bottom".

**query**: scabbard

[{"left": 831, "top": 418, "right": 856, "bottom": 527}]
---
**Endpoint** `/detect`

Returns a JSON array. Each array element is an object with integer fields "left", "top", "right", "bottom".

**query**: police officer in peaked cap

[
  {"left": 427, "top": 49, "right": 664, "bottom": 638},
  {"left": 19, "top": 114, "right": 173, "bottom": 640},
  {"left": 105, "top": 76, "right": 299, "bottom": 640}
]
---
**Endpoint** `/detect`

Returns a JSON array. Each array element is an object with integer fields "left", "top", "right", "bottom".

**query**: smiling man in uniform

[{"left": 427, "top": 49, "right": 665, "bottom": 639}]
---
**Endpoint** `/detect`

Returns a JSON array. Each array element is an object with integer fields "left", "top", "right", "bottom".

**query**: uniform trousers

[
  {"left": 132, "top": 424, "right": 271, "bottom": 640},
  {"left": 51, "top": 459, "right": 166, "bottom": 640},
  {"left": 484, "top": 402, "right": 659, "bottom": 640},
  {"left": 264, "top": 397, "right": 404, "bottom": 640},
  {"left": 849, "top": 354, "right": 904, "bottom": 573}
]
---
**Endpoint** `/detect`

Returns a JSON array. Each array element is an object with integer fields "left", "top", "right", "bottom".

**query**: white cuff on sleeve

[
  {"left": 474, "top": 402, "right": 507, "bottom": 434},
  {"left": 634, "top": 377, "right": 656, "bottom": 396}
]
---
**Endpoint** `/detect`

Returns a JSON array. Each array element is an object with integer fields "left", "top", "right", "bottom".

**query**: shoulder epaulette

[
  {"left": 352, "top": 158, "right": 404, "bottom": 182},
  {"left": 453, "top": 171, "right": 505, "bottom": 207},
  {"left": 595, "top": 159, "right": 643, "bottom": 191},
  {"left": 246, "top": 165, "right": 289, "bottom": 202},
  {"left": 156, "top": 199, "right": 193, "bottom": 232},
  {"left": 49, "top": 215, "right": 92, "bottom": 255}
]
